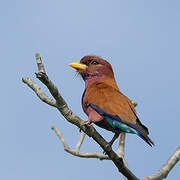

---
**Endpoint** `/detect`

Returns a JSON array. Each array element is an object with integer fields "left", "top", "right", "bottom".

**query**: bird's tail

[
  {"left": 134, "top": 118, "right": 154, "bottom": 146},
  {"left": 137, "top": 131, "right": 154, "bottom": 146}
]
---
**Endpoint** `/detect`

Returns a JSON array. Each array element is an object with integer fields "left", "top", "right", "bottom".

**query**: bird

[{"left": 69, "top": 56, "right": 154, "bottom": 147}]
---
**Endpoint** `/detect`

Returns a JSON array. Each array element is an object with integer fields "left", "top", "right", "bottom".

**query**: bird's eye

[{"left": 91, "top": 60, "right": 99, "bottom": 65}]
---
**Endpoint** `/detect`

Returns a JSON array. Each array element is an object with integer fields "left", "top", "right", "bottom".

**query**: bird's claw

[
  {"left": 103, "top": 133, "right": 120, "bottom": 154},
  {"left": 103, "top": 143, "right": 112, "bottom": 154},
  {"left": 82, "top": 120, "right": 91, "bottom": 126}
]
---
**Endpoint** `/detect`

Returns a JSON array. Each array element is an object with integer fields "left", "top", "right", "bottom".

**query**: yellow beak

[{"left": 69, "top": 62, "right": 87, "bottom": 70}]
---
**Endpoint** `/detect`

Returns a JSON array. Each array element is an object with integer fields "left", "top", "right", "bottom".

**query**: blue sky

[{"left": 1, "top": 0, "right": 180, "bottom": 179}]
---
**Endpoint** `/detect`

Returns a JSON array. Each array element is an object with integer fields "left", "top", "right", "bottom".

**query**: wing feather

[
  {"left": 84, "top": 82, "right": 137, "bottom": 124},
  {"left": 82, "top": 81, "right": 154, "bottom": 146}
]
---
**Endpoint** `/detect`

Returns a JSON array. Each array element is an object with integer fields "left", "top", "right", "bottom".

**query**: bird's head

[{"left": 69, "top": 56, "right": 116, "bottom": 87}]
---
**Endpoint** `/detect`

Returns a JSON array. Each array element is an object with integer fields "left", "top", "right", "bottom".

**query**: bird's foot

[
  {"left": 81, "top": 120, "right": 92, "bottom": 132},
  {"left": 82, "top": 120, "right": 91, "bottom": 126},
  {"left": 103, "top": 133, "right": 120, "bottom": 154},
  {"left": 103, "top": 143, "right": 113, "bottom": 154}
]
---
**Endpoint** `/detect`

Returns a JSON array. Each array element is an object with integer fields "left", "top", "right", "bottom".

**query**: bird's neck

[{"left": 85, "top": 75, "right": 119, "bottom": 89}]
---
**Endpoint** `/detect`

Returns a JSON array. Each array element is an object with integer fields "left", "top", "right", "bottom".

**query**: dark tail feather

[
  {"left": 135, "top": 119, "right": 154, "bottom": 146},
  {"left": 137, "top": 132, "right": 154, "bottom": 147}
]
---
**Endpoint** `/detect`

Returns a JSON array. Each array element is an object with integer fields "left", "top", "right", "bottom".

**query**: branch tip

[
  {"left": 22, "top": 77, "right": 25, "bottom": 83},
  {"left": 35, "top": 53, "right": 40, "bottom": 58}
]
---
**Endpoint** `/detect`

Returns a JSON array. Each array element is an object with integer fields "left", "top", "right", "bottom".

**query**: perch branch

[
  {"left": 22, "top": 53, "right": 139, "bottom": 180},
  {"left": 143, "top": 147, "right": 180, "bottom": 180}
]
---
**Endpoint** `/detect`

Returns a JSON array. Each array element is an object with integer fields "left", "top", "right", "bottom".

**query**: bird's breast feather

[{"left": 83, "top": 82, "right": 137, "bottom": 124}]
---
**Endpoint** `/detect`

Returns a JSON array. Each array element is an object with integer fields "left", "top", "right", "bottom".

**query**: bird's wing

[
  {"left": 83, "top": 82, "right": 154, "bottom": 146},
  {"left": 84, "top": 82, "right": 137, "bottom": 125}
]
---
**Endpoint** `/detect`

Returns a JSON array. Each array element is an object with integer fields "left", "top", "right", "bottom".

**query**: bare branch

[
  {"left": 117, "top": 133, "right": 128, "bottom": 167},
  {"left": 52, "top": 125, "right": 134, "bottom": 162},
  {"left": 75, "top": 131, "right": 86, "bottom": 151},
  {"left": 35, "top": 72, "right": 68, "bottom": 109},
  {"left": 22, "top": 77, "right": 56, "bottom": 107},
  {"left": 35, "top": 53, "right": 46, "bottom": 73},
  {"left": 22, "top": 53, "right": 139, "bottom": 180},
  {"left": 52, "top": 126, "right": 109, "bottom": 160},
  {"left": 51, "top": 126, "right": 70, "bottom": 150},
  {"left": 143, "top": 147, "right": 180, "bottom": 180},
  {"left": 117, "top": 132, "right": 126, "bottom": 158}
]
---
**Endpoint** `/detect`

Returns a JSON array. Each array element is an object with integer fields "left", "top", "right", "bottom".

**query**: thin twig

[
  {"left": 35, "top": 53, "right": 46, "bottom": 73},
  {"left": 51, "top": 126, "right": 69, "bottom": 150},
  {"left": 52, "top": 126, "right": 133, "bottom": 161},
  {"left": 117, "top": 132, "right": 126, "bottom": 158},
  {"left": 143, "top": 147, "right": 180, "bottom": 180},
  {"left": 117, "top": 133, "right": 128, "bottom": 168},
  {"left": 52, "top": 126, "right": 109, "bottom": 160},
  {"left": 22, "top": 77, "right": 56, "bottom": 107},
  {"left": 75, "top": 131, "right": 86, "bottom": 151}
]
